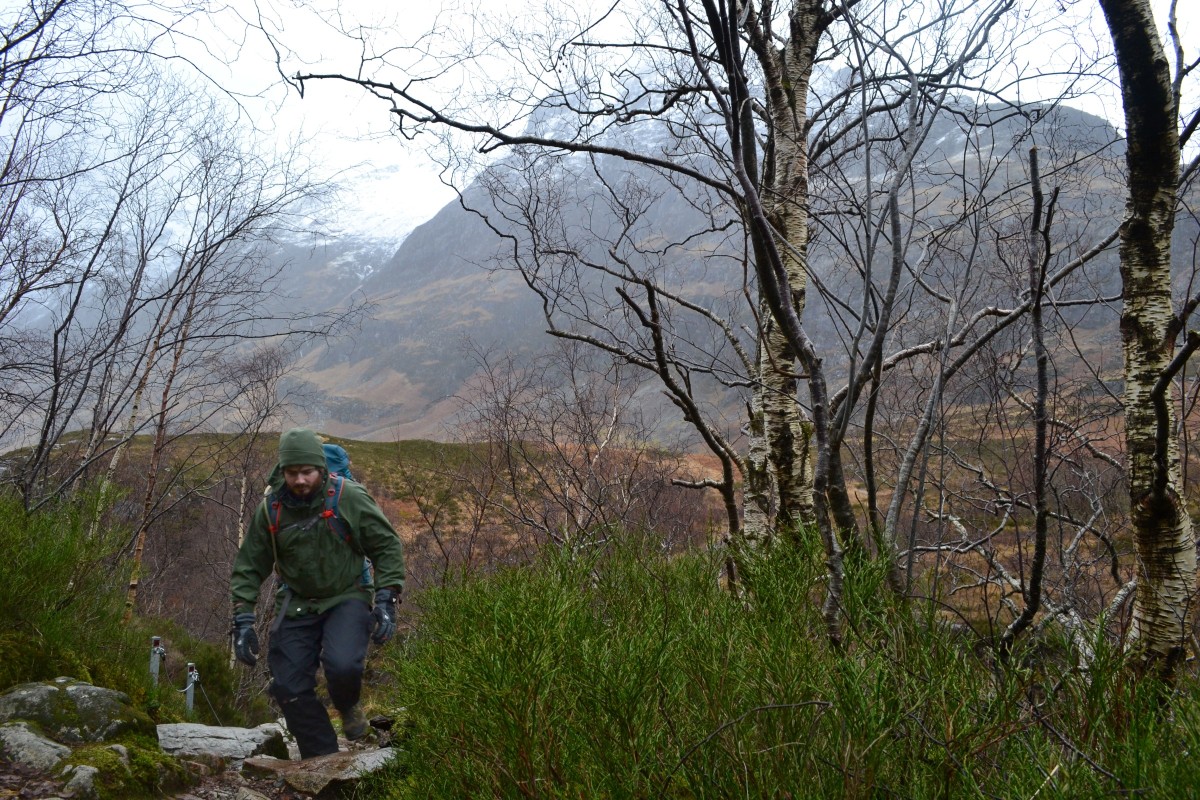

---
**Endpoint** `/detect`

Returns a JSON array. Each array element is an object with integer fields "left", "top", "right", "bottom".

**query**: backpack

[
  {"left": 264, "top": 473, "right": 374, "bottom": 588},
  {"left": 266, "top": 473, "right": 354, "bottom": 547},
  {"left": 323, "top": 443, "right": 354, "bottom": 481},
  {"left": 317, "top": 443, "right": 373, "bottom": 584}
]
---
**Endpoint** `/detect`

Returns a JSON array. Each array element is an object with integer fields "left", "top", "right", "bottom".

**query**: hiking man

[{"left": 230, "top": 428, "right": 405, "bottom": 759}]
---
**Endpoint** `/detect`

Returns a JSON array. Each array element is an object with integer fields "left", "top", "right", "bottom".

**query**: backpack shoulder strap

[
  {"left": 263, "top": 478, "right": 359, "bottom": 557},
  {"left": 260, "top": 492, "right": 283, "bottom": 571},
  {"left": 266, "top": 491, "right": 284, "bottom": 536},
  {"left": 321, "top": 474, "right": 354, "bottom": 547}
]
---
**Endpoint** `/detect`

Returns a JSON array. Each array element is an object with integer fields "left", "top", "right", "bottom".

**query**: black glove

[
  {"left": 232, "top": 612, "right": 259, "bottom": 667},
  {"left": 372, "top": 589, "right": 398, "bottom": 645}
]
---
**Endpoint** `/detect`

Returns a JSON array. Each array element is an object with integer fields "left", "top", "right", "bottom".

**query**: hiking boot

[{"left": 340, "top": 704, "right": 370, "bottom": 741}]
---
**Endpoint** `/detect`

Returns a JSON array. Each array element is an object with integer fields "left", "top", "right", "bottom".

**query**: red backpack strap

[
  {"left": 268, "top": 498, "right": 283, "bottom": 535},
  {"left": 322, "top": 475, "right": 352, "bottom": 545},
  {"left": 263, "top": 495, "right": 283, "bottom": 571}
]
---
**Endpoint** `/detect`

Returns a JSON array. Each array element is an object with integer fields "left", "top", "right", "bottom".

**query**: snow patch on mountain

[{"left": 278, "top": 156, "right": 458, "bottom": 281}]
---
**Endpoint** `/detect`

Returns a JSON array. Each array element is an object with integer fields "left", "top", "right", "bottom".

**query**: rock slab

[
  {"left": 0, "top": 721, "right": 71, "bottom": 771},
  {"left": 244, "top": 748, "right": 396, "bottom": 796},
  {"left": 158, "top": 722, "right": 289, "bottom": 761}
]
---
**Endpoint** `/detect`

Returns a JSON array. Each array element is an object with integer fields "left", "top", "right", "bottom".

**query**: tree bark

[
  {"left": 1099, "top": 0, "right": 1196, "bottom": 677},
  {"left": 743, "top": 377, "right": 775, "bottom": 546},
  {"left": 745, "top": 0, "right": 825, "bottom": 538}
]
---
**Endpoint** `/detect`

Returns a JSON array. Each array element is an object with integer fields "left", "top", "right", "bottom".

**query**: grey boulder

[{"left": 157, "top": 722, "right": 289, "bottom": 761}]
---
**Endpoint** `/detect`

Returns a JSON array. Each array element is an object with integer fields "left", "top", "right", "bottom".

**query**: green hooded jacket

[{"left": 230, "top": 428, "right": 405, "bottom": 617}]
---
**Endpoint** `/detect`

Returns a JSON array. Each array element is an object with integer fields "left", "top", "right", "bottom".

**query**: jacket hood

[{"left": 278, "top": 428, "right": 327, "bottom": 469}]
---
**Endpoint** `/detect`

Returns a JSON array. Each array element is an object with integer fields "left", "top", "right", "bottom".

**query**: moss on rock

[
  {"left": 64, "top": 735, "right": 193, "bottom": 800},
  {"left": 0, "top": 678, "right": 155, "bottom": 744}
]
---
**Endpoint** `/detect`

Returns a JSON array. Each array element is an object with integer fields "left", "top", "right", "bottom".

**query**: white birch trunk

[
  {"left": 742, "top": 370, "right": 775, "bottom": 547},
  {"left": 752, "top": 2, "right": 822, "bottom": 536},
  {"left": 1100, "top": 0, "right": 1197, "bottom": 675}
]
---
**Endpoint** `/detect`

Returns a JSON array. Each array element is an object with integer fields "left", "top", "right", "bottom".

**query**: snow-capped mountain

[{"left": 257, "top": 100, "right": 1138, "bottom": 442}]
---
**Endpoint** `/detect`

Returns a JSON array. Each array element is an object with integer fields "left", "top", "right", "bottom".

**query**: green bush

[
  {"left": 367, "top": 533, "right": 1200, "bottom": 799},
  {"left": 0, "top": 489, "right": 139, "bottom": 691},
  {"left": 0, "top": 489, "right": 263, "bottom": 725}
]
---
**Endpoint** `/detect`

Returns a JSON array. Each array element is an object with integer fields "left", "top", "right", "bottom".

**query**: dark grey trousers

[{"left": 268, "top": 599, "right": 373, "bottom": 759}]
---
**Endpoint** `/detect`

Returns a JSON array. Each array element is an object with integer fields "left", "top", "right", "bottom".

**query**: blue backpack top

[{"left": 323, "top": 443, "right": 354, "bottom": 480}]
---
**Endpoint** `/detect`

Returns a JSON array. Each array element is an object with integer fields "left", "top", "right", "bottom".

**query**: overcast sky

[{"left": 182, "top": 0, "right": 1199, "bottom": 243}]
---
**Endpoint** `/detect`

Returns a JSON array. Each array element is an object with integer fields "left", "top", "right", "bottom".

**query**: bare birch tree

[{"left": 1099, "top": 0, "right": 1197, "bottom": 678}]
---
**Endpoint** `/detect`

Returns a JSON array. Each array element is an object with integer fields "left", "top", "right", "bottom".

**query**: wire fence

[{"left": 150, "top": 636, "right": 223, "bottom": 726}]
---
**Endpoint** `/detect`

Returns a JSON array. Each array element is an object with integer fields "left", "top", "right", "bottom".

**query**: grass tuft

[{"left": 362, "top": 531, "right": 1200, "bottom": 799}]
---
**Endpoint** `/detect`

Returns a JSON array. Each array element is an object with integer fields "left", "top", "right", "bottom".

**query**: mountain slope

[{"left": 283, "top": 101, "right": 1139, "bottom": 441}]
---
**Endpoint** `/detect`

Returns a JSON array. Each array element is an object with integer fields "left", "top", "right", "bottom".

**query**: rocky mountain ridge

[{"left": 278, "top": 98, "right": 1135, "bottom": 441}]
